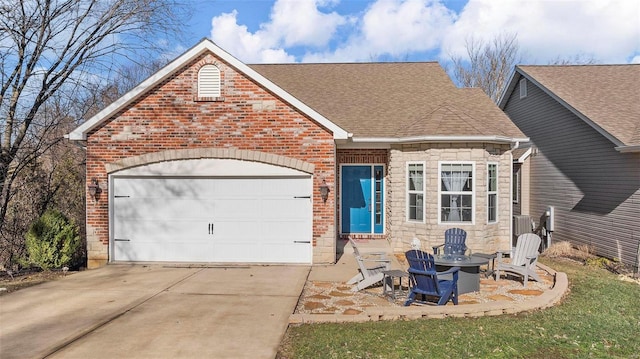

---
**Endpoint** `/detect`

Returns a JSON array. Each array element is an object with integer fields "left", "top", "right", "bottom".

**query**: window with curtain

[
  {"left": 407, "top": 162, "right": 424, "bottom": 222},
  {"left": 488, "top": 163, "right": 498, "bottom": 223},
  {"left": 440, "top": 163, "right": 473, "bottom": 223}
]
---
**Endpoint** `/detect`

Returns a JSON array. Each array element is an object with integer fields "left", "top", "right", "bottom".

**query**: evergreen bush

[{"left": 21, "top": 209, "right": 82, "bottom": 270}]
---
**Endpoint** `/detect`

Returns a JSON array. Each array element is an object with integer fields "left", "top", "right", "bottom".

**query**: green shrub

[{"left": 21, "top": 209, "right": 82, "bottom": 270}]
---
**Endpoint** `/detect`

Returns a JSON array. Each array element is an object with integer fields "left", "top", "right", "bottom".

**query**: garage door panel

[
  {"left": 114, "top": 218, "right": 208, "bottom": 241},
  {"left": 261, "top": 221, "right": 309, "bottom": 242},
  {"left": 116, "top": 241, "right": 214, "bottom": 262},
  {"left": 261, "top": 243, "right": 311, "bottom": 263},
  {"left": 115, "top": 199, "right": 216, "bottom": 220},
  {"left": 112, "top": 175, "right": 312, "bottom": 263},
  {"left": 212, "top": 198, "right": 256, "bottom": 218}
]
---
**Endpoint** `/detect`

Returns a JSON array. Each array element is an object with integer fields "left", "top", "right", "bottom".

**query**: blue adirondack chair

[
  {"left": 432, "top": 228, "right": 468, "bottom": 257},
  {"left": 404, "top": 250, "right": 460, "bottom": 306}
]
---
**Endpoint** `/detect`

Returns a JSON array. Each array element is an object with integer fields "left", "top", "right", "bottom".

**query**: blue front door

[{"left": 341, "top": 165, "right": 384, "bottom": 234}]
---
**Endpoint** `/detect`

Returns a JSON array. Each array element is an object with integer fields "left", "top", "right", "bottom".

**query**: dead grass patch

[
  {"left": 543, "top": 241, "right": 595, "bottom": 261},
  {"left": 543, "top": 241, "right": 637, "bottom": 280}
]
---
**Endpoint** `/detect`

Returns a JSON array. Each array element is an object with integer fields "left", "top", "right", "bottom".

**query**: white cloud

[
  {"left": 209, "top": 0, "right": 640, "bottom": 64},
  {"left": 303, "top": 0, "right": 455, "bottom": 62},
  {"left": 443, "top": 0, "right": 640, "bottom": 64},
  {"left": 210, "top": 10, "right": 293, "bottom": 63},
  {"left": 360, "top": 0, "right": 453, "bottom": 56},
  {"left": 264, "top": 0, "right": 346, "bottom": 47},
  {"left": 210, "top": 0, "right": 346, "bottom": 63}
]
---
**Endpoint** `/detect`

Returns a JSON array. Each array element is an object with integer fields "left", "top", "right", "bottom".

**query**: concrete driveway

[{"left": 0, "top": 264, "right": 309, "bottom": 359}]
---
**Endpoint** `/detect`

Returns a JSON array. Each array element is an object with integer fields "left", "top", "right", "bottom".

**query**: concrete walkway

[{"left": 0, "top": 264, "right": 309, "bottom": 359}]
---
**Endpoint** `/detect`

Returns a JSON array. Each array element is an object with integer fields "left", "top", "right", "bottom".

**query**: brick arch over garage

[{"left": 104, "top": 148, "right": 316, "bottom": 174}]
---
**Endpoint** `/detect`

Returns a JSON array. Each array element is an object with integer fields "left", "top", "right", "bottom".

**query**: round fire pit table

[{"left": 434, "top": 255, "right": 490, "bottom": 294}]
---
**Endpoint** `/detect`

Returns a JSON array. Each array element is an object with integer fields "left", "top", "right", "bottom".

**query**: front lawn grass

[{"left": 278, "top": 258, "right": 640, "bottom": 359}]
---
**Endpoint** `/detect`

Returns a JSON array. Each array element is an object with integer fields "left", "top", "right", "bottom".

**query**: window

[
  {"left": 198, "top": 64, "right": 221, "bottom": 98},
  {"left": 488, "top": 163, "right": 498, "bottom": 223},
  {"left": 407, "top": 162, "right": 425, "bottom": 222},
  {"left": 519, "top": 78, "right": 527, "bottom": 98},
  {"left": 439, "top": 162, "right": 474, "bottom": 223}
]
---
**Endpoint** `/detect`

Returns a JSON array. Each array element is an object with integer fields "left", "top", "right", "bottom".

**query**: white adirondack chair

[
  {"left": 495, "top": 233, "right": 542, "bottom": 288},
  {"left": 346, "top": 239, "right": 392, "bottom": 291}
]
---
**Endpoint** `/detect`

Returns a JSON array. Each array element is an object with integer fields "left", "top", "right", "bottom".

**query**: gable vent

[
  {"left": 198, "top": 64, "right": 221, "bottom": 98},
  {"left": 519, "top": 78, "right": 527, "bottom": 99}
]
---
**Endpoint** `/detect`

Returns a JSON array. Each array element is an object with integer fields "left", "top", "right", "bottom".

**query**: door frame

[{"left": 339, "top": 164, "right": 386, "bottom": 235}]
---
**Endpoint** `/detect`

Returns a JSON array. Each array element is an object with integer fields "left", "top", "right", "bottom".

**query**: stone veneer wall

[
  {"left": 84, "top": 52, "right": 336, "bottom": 268},
  {"left": 387, "top": 143, "right": 513, "bottom": 254}
]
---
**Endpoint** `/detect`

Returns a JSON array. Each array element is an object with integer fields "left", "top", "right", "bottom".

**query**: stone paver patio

[{"left": 290, "top": 246, "right": 568, "bottom": 324}]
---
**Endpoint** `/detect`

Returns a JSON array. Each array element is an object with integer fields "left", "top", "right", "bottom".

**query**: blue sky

[{"left": 176, "top": 0, "right": 639, "bottom": 64}]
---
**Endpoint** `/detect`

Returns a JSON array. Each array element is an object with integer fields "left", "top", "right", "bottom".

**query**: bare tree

[
  {"left": 0, "top": 0, "right": 189, "bottom": 266},
  {"left": 449, "top": 33, "right": 521, "bottom": 103},
  {"left": 548, "top": 54, "right": 599, "bottom": 65}
]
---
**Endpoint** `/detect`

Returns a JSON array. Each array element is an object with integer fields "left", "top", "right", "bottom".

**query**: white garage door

[{"left": 112, "top": 176, "right": 312, "bottom": 263}]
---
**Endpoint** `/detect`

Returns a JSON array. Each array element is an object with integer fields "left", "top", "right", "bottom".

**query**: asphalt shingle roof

[
  {"left": 250, "top": 63, "right": 525, "bottom": 139},
  {"left": 518, "top": 64, "right": 640, "bottom": 147}
]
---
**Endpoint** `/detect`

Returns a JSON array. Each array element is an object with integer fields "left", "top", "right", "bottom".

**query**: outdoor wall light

[
  {"left": 319, "top": 179, "right": 330, "bottom": 203},
  {"left": 88, "top": 178, "right": 101, "bottom": 200}
]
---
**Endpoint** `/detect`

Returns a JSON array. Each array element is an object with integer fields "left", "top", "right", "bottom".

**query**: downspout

[{"left": 508, "top": 139, "right": 521, "bottom": 253}]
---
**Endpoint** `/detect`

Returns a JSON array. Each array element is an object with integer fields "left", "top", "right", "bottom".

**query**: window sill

[{"left": 195, "top": 96, "right": 225, "bottom": 102}]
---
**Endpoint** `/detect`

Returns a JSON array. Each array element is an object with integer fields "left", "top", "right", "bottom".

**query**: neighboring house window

[
  {"left": 407, "top": 162, "right": 425, "bottom": 222},
  {"left": 519, "top": 78, "right": 527, "bottom": 98},
  {"left": 488, "top": 163, "right": 498, "bottom": 223},
  {"left": 439, "top": 162, "right": 474, "bottom": 223},
  {"left": 198, "top": 64, "right": 221, "bottom": 98},
  {"left": 513, "top": 168, "right": 520, "bottom": 204}
]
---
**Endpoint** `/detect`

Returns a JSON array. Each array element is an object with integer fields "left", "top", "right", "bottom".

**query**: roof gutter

[
  {"left": 615, "top": 145, "right": 640, "bottom": 153},
  {"left": 350, "top": 135, "right": 530, "bottom": 144}
]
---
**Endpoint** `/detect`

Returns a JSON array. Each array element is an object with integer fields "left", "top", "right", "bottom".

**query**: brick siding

[{"left": 84, "top": 53, "right": 336, "bottom": 267}]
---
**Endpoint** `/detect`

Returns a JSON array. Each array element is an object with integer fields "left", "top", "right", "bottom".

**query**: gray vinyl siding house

[{"left": 500, "top": 65, "right": 640, "bottom": 270}]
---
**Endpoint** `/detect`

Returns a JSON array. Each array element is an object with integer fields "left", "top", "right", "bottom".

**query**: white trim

[
  {"left": 350, "top": 135, "right": 529, "bottom": 145},
  {"left": 335, "top": 141, "right": 391, "bottom": 149},
  {"left": 509, "top": 152, "right": 514, "bottom": 246},
  {"left": 487, "top": 162, "right": 498, "bottom": 224},
  {"left": 68, "top": 39, "right": 348, "bottom": 141},
  {"left": 616, "top": 145, "right": 640, "bottom": 153},
  {"left": 437, "top": 161, "right": 475, "bottom": 225},
  {"left": 406, "top": 161, "right": 426, "bottom": 223},
  {"left": 339, "top": 163, "right": 386, "bottom": 236},
  {"left": 516, "top": 147, "right": 533, "bottom": 163}
]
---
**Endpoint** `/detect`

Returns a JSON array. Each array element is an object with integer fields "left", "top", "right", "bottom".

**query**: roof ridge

[
  {"left": 519, "top": 64, "right": 640, "bottom": 68},
  {"left": 249, "top": 61, "right": 441, "bottom": 66},
  {"left": 440, "top": 101, "right": 503, "bottom": 136}
]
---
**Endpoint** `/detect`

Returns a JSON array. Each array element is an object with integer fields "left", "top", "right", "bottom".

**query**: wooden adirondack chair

[
  {"left": 495, "top": 233, "right": 542, "bottom": 287},
  {"left": 404, "top": 250, "right": 459, "bottom": 306},
  {"left": 346, "top": 239, "right": 392, "bottom": 291},
  {"left": 432, "top": 228, "right": 468, "bottom": 257}
]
